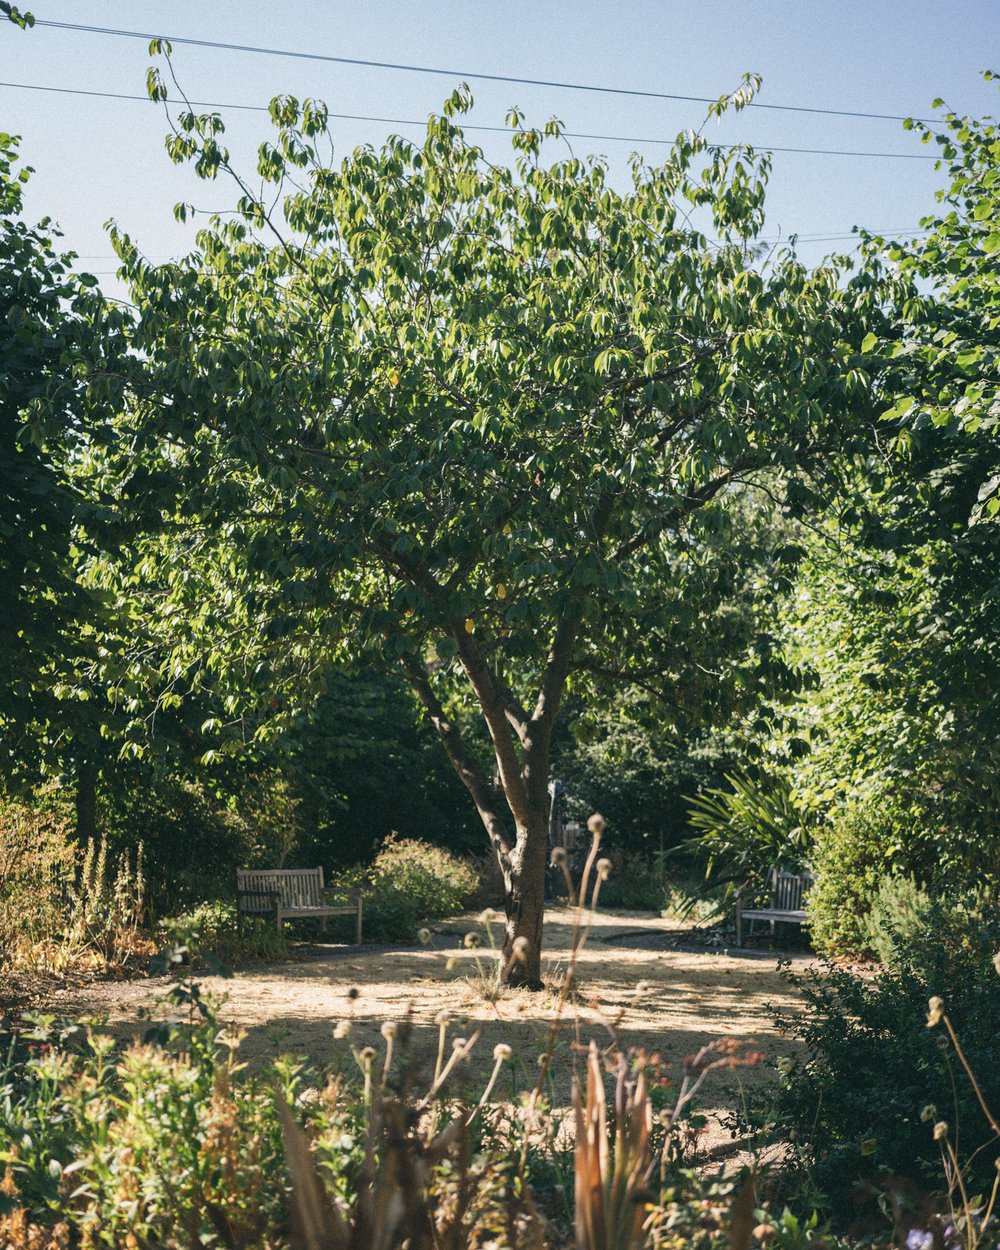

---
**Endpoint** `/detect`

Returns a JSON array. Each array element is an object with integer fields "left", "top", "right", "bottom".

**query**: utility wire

[
  {"left": 33, "top": 18, "right": 941, "bottom": 124},
  {"left": 0, "top": 80, "right": 944, "bottom": 161}
]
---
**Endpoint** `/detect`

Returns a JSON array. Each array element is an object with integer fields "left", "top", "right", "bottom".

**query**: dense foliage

[{"left": 758, "top": 898, "right": 1000, "bottom": 1213}]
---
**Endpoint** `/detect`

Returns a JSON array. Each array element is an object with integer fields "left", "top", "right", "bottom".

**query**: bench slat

[{"left": 735, "top": 869, "right": 814, "bottom": 947}]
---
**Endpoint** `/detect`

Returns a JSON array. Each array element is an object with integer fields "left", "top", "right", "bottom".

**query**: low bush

[
  {"left": 0, "top": 981, "right": 780, "bottom": 1250},
  {"left": 806, "top": 802, "right": 896, "bottom": 957},
  {"left": 159, "top": 900, "right": 289, "bottom": 966},
  {"left": 0, "top": 794, "right": 75, "bottom": 968},
  {"left": 751, "top": 899, "right": 1000, "bottom": 1215},
  {"left": 372, "top": 835, "right": 479, "bottom": 918},
  {"left": 329, "top": 836, "right": 480, "bottom": 942},
  {"left": 596, "top": 849, "right": 670, "bottom": 911}
]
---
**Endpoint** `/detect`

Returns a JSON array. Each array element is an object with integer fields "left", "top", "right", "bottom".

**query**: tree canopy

[{"left": 89, "top": 71, "right": 882, "bottom": 980}]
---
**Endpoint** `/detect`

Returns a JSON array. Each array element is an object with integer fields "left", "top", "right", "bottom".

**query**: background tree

[
  {"left": 873, "top": 73, "right": 1000, "bottom": 521},
  {"left": 102, "top": 71, "right": 877, "bottom": 983},
  {"left": 0, "top": 133, "right": 127, "bottom": 834}
]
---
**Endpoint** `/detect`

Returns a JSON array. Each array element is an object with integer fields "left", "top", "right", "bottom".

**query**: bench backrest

[
  {"left": 770, "top": 869, "right": 815, "bottom": 912},
  {"left": 237, "top": 867, "right": 324, "bottom": 912}
]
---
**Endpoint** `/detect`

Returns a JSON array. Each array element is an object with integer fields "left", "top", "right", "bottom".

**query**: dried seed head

[
  {"left": 596, "top": 858, "right": 612, "bottom": 881},
  {"left": 380, "top": 1022, "right": 397, "bottom": 1040},
  {"left": 333, "top": 1021, "right": 352, "bottom": 1039},
  {"left": 993, "top": 951, "right": 1000, "bottom": 976},
  {"left": 445, "top": 956, "right": 458, "bottom": 971},
  {"left": 753, "top": 1225, "right": 777, "bottom": 1244},
  {"left": 550, "top": 847, "right": 568, "bottom": 866},
  {"left": 493, "top": 1042, "right": 513, "bottom": 1062},
  {"left": 435, "top": 1009, "right": 452, "bottom": 1025},
  {"left": 348, "top": 987, "right": 360, "bottom": 1001},
  {"left": 417, "top": 927, "right": 432, "bottom": 944},
  {"left": 463, "top": 931, "right": 482, "bottom": 949},
  {"left": 587, "top": 813, "right": 606, "bottom": 835},
  {"left": 359, "top": 1046, "right": 377, "bottom": 1066},
  {"left": 479, "top": 908, "right": 497, "bottom": 924},
  {"left": 920, "top": 1104, "right": 937, "bottom": 1123},
  {"left": 927, "top": 996, "right": 945, "bottom": 1027},
  {"left": 512, "top": 936, "right": 530, "bottom": 961},
  {"left": 452, "top": 1036, "right": 468, "bottom": 1051},
  {"left": 933, "top": 1121, "right": 949, "bottom": 1141}
]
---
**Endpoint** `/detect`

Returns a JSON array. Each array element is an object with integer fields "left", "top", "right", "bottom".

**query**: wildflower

[
  {"left": 550, "top": 847, "right": 567, "bottom": 866},
  {"left": 906, "top": 1231, "right": 933, "bottom": 1250},
  {"left": 333, "top": 1021, "right": 352, "bottom": 1039},
  {"left": 776, "top": 1056, "right": 794, "bottom": 1076},
  {"left": 933, "top": 1121, "right": 949, "bottom": 1141},
  {"left": 927, "top": 996, "right": 945, "bottom": 1027},
  {"left": 596, "top": 858, "right": 612, "bottom": 881},
  {"left": 493, "top": 1042, "right": 513, "bottom": 1062},
  {"left": 587, "top": 813, "right": 606, "bottom": 835},
  {"left": 417, "top": 927, "right": 431, "bottom": 944},
  {"left": 463, "top": 932, "right": 482, "bottom": 949},
  {"left": 380, "top": 1022, "right": 397, "bottom": 1040}
]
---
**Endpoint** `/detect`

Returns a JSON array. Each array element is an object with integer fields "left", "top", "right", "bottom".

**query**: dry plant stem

[
  {"left": 941, "top": 1134, "right": 974, "bottom": 1250},
  {"left": 944, "top": 1013, "right": 1000, "bottom": 1137},
  {"left": 417, "top": 1030, "right": 481, "bottom": 1110},
  {"left": 530, "top": 833, "right": 601, "bottom": 1096}
]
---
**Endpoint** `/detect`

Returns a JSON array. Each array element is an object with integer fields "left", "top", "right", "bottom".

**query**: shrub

[
  {"left": 687, "top": 770, "right": 816, "bottom": 901},
  {"left": 752, "top": 903, "right": 1000, "bottom": 1215},
  {"left": 158, "top": 900, "right": 288, "bottom": 965},
  {"left": 325, "top": 838, "right": 480, "bottom": 943},
  {"left": 806, "top": 802, "right": 898, "bottom": 957},
  {"left": 596, "top": 850, "right": 669, "bottom": 911},
  {"left": 372, "top": 836, "right": 478, "bottom": 916},
  {"left": 66, "top": 834, "right": 146, "bottom": 966},
  {"left": 0, "top": 795, "right": 76, "bottom": 968}
]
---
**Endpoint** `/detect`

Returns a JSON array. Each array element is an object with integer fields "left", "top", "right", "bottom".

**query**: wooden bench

[
  {"left": 735, "top": 869, "right": 814, "bottom": 947},
  {"left": 236, "top": 868, "right": 363, "bottom": 942}
]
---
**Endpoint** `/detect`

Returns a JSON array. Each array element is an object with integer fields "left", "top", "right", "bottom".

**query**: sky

[{"left": 3, "top": 1, "right": 999, "bottom": 300}]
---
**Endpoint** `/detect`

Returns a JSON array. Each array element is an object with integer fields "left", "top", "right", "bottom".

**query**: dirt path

[{"left": 52, "top": 908, "right": 808, "bottom": 1142}]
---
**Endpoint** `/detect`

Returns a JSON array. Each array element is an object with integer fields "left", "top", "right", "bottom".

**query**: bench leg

[
  {"left": 770, "top": 918, "right": 776, "bottom": 943},
  {"left": 320, "top": 916, "right": 327, "bottom": 935},
  {"left": 736, "top": 903, "right": 743, "bottom": 948},
  {"left": 355, "top": 896, "right": 363, "bottom": 945}
]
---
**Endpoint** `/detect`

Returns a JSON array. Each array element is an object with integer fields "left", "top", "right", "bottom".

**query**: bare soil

[{"left": 48, "top": 907, "right": 809, "bottom": 1145}]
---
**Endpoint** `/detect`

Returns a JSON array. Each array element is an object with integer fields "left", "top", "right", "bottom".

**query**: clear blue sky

[{"left": 3, "top": 0, "right": 998, "bottom": 298}]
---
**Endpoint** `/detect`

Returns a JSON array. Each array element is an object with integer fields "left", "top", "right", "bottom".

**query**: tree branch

[{"left": 399, "top": 650, "right": 513, "bottom": 863}]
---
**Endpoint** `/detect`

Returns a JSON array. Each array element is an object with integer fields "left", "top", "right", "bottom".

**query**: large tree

[
  {"left": 873, "top": 74, "right": 1000, "bottom": 521},
  {"left": 103, "top": 73, "right": 876, "bottom": 983},
  {"left": 0, "top": 133, "right": 126, "bottom": 830}
]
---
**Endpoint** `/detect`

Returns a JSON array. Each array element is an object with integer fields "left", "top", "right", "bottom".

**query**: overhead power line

[
  {"left": 0, "top": 80, "right": 943, "bottom": 161},
  {"left": 33, "top": 19, "right": 941, "bottom": 124}
]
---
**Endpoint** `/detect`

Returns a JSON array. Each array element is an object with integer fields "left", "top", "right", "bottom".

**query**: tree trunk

[
  {"left": 500, "top": 802, "right": 550, "bottom": 989},
  {"left": 75, "top": 758, "right": 98, "bottom": 843}
]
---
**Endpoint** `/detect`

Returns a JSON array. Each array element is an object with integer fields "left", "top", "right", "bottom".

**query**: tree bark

[
  {"left": 75, "top": 758, "right": 98, "bottom": 843},
  {"left": 500, "top": 803, "right": 551, "bottom": 989}
]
